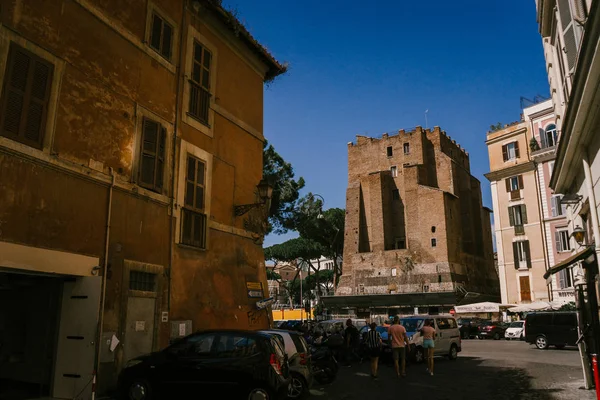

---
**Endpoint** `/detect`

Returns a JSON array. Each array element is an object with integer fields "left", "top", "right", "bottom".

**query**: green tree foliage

[
  {"left": 558, "top": 301, "right": 576, "bottom": 311},
  {"left": 283, "top": 278, "right": 315, "bottom": 305},
  {"left": 263, "top": 141, "right": 305, "bottom": 234},
  {"left": 264, "top": 237, "right": 326, "bottom": 263},
  {"left": 305, "top": 269, "right": 335, "bottom": 294},
  {"left": 266, "top": 269, "right": 281, "bottom": 281},
  {"left": 489, "top": 122, "right": 504, "bottom": 132}
]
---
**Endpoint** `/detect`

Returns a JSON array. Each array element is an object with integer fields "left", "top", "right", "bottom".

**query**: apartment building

[{"left": 0, "top": 0, "right": 284, "bottom": 397}]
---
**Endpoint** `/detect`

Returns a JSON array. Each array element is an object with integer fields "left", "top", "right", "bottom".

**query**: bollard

[{"left": 593, "top": 354, "right": 600, "bottom": 400}]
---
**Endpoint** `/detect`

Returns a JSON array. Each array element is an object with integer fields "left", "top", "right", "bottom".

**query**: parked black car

[
  {"left": 118, "top": 330, "right": 290, "bottom": 400},
  {"left": 525, "top": 311, "right": 578, "bottom": 349},
  {"left": 477, "top": 321, "right": 507, "bottom": 340},
  {"left": 457, "top": 318, "right": 487, "bottom": 339}
]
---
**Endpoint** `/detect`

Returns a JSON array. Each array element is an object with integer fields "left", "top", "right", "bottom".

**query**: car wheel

[
  {"left": 478, "top": 335, "right": 484, "bottom": 340},
  {"left": 535, "top": 335, "right": 549, "bottom": 350},
  {"left": 414, "top": 347, "right": 424, "bottom": 364},
  {"left": 493, "top": 332, "right": 501, "bottom": 340},
  {"left": 126, "top": 379, "right": 152, "bottom": 400},
  {"left": 448, "top": 344, "right": 458, "bottom": 360},
  {"left": 287, "top": 374, "right": 308, "bottom": 399},
  {"left": 247, "top": 386, "right": 273, "bottom": 400}
]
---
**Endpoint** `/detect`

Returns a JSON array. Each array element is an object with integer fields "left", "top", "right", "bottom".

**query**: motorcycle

[{"left": 310, "top": 336, "right": 340, "bottom": 384}]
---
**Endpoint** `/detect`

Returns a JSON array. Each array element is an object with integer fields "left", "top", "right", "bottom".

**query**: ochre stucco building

[
  {"left": 326, "top": 127, "right": 499, "bottom": 320},
  {"left": 0, "top": 0, "right": 284, "bottom": 398}
]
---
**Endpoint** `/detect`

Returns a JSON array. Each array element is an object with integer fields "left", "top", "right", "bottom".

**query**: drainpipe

[{"left": 92, "top": 167, "right": 115, "bottom": 400}]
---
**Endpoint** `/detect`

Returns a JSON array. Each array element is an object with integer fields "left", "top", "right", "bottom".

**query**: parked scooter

[{"left": 310, "top": 334, "right": 340, "bottom": 384}]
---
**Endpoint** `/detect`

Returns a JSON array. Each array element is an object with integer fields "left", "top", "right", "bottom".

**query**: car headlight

[{"left": 125, "top": 359, "right": 143, "bottom": 368}]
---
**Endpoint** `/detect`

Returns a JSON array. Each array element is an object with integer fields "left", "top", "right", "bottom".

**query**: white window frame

[
  {"left": 175, "top": 139, "right": 213, "bottom": 249},
  {"left": 0, "top": 28, "right": 65, "bottom": 158},
  {"left": 551, "top": 195, "right": 566, "bottom": 217},
  {"left": 391, "top": 166, "right": 398, "bottom": 177},
  {"left": 556, "top": 229, "right": 571, "bottom": 253},
  {"left": 506, "top": 142, "right": 517, "bottom": 160},
  {"left": 391, "top": 268, "right": 397, "bottom": 277},
  {"left": 403, "top": 143, "right": 410, "bottom": 155},
  {"left": 508, "top": 176, "right": 519, "bottom": 191},
  {"left": 182, "top": 26, "right": 218, "bottom": 138}
]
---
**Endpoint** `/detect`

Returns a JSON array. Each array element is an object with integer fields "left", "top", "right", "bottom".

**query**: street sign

[
  {"left": 248, "top": 290, "right": 263, "bottom": 298},
  {"left": 246, "top": 282, "right": 262, "bottom": 290},
  {"left": 256, "top": 297, "right": 274, "bottom": 310}
]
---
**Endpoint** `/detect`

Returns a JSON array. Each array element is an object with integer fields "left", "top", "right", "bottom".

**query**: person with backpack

[{"left": 365, "top": 322, "right": 383, "bottom": 379}]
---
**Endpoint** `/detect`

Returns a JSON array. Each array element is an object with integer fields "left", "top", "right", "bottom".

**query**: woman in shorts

[
  {"left": 365, "top": 322, "right": 383, "bottom": 379},
  {"left": 421, "top": 319, "right": 436, "bottom": 376}
]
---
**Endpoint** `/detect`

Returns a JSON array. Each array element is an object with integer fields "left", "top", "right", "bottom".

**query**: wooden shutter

[
  {"left": 508, "top": 207, "right": 515, "bottom": 226},
  {"left": 524, "top": 240, "right": 531, "bottom": 269},
  {"left": 517, "top": 175, "right": 524, "bottom": 189},
  {"left": 555, "top": 230, "right": 563, "bottom": 252},
  {"left": 551, "top": 196, "right": 557, "bottom": 217},
  {"left": 1, "top": 43, "right": 53, "bottom": 149},
  {"left": 502, "top": 145, "right": 508, "bottom": 161},
  {"left": 513, "top": 241, "right": 519, "bottom": 269},
  {"left": 514, "top": 141, "right": 520, "bottom": 158},
  {"left": 139, "top": 118, "right": 165, "bottom": 193},
  {"left": 162, "top": 23, "right": 173, "bottom": 59},
  {"left": 520, "top": 205, "right": 528, "bottom": 224},
  {"left": 505, "top": 178, "right": 511, "bottom": 192}
]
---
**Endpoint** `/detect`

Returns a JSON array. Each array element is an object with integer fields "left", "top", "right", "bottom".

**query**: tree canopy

[{"left": 263, "top": 141, "right": 305, "bottom": 234}]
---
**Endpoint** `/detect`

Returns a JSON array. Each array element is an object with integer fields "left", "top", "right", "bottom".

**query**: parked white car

[
  {"left": 504, "top": 321, "right": 525, "bottom": 340},
  {"left": 399, "top": 314, "right": 462, "bottom": 363}
]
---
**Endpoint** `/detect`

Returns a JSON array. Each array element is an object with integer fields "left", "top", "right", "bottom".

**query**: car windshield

[
  {"left": 509, "top": 322, "right": 524, "bottom": 328},
  {"left": 399, "top": 318, "right": 424, "bottom": 333}
]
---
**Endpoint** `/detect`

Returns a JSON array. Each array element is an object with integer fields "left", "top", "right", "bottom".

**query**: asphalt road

[{"left": 309, "top": 339, "right": 596, "bottom": 400}]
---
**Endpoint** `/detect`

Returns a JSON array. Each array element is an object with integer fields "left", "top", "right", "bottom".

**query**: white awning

[{"left": 454, "top": 302, "right": 516, "bottom": 313}]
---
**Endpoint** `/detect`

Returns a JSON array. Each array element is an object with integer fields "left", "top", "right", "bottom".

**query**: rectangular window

[
  {"left": 508, "top": 205, "right": 527, "bottom": 227},
  {"left": 551, "top": 195, "right": 566, "bottom": 217},
  {"left": 502, "top": 141, "right": 520, "bottom": 161},
  {"left": 549, "top": 161, "right": 555, "bottom": 176},
  {"left": 505, "top": 175, "right": 523, "bottom": 192},
  {"left": 149, "top": 12, "right": 173, "bottom": 60},
  {"left": 391, "top": 166, "right": 398, "bottom": 177},
  {"left": 555, "top": 229, "right": 571, "bottom": 252},
  {"left": 181, "top": 155, "right": 207, "bottom": 249},
  {"left": 391, "top": 268, "right": 397, "bottom": 277},
  {"left": 431, "top": 238, "right": 437, "bottom": 247},
  {"left": 403, "top": 143, "right": 410, "bottom": 155},
  {"left": 392, "top": 189, "right": 400, "bottom": 200},
  {"left": 0, "top": 43, "right": 54, "bottom": 149},
  {"left": 387, "top": 146, "right": 393, "bottom": 157},
  {"left": 513, "top": 241, "right": 530, "bottom": 265},
  {"left": 129, "top": 271, "right": 157, "bottom": 292},
  {"left": 139, "top": 118, "right": 166, "bottom": 193},
  {"left": 559, "top": 267, "right": 574, "bottom": 289},
  {"left": 189, "top": 41, "right": 212, "bottom": 125}
]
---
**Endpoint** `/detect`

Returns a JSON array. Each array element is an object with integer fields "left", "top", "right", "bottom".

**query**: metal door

[
  {"left": 519, "top": 276, "right": 532, "bottom": 302},
  {"left": 123, "top": 296, "right": 156, "bottom": 364},
  {"left": 52, "top": 276, "right": 101, "bottom": 399}
]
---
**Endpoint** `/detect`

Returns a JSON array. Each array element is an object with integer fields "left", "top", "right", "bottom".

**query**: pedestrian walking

[
  {"left": 344, "top": 319, "right": 360, "bottom": 366},
  {"left": 365, "top": 322, "right": 383, "bottom": 379},
  {"left": 421, "top": 319, "right": 436, "bottom": 376},
  {"left": 388, "top": 316, "right": 409, "bottom": 378}
]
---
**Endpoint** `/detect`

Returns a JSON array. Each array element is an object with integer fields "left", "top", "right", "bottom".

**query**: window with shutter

[
  {"left": 539, "top": 127, "right": 548, "bottom": 148},
  {"left": 517, "top": 175, "right": 524, "bottom": 189},
  {"left": 139, "top": 118, "right": 166, "bottom": 193},
  {"left": 557, "top": 0, "right": 580, "bottom": 72},
  {"left": 188, "top": 41, "right": 212, "bottom": 125},
  {"left": 181, "top": 155, "right": 207, "bottom": 249},
  {"left": 555, "top": 230, "right": 563, "bottom": 252},
  {"left": 512, "top": 241, "right": 519, "bottom": 269},
  {"left": 520, "top": 205, "right": 527, "bottom": 224},
  {"left": 502, "top": 144, "right": 508, "bottom": 161},
  {"left": 149, "top": 12, "right": 174, "bottom": 60},
  {"left": 514, "top": 141, "right": 520, "bottom": 158},
  {"left": 508, "top": 206, "right": 515, "bottom": 226},
  {"left": 523, "top": 241, "right": 531, "bottom": 269},
  {"left": 0, "top": 43, "right": 54, "bottom": 149}
]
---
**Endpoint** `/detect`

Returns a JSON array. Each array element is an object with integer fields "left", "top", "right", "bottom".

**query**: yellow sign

[{"left": 246, "top": 282, "right": 262, "bottom": 290}]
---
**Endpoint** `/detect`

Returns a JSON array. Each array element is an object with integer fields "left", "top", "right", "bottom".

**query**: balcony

[{"left": 514, "top": 225, "right": 525, "bottom": 235}]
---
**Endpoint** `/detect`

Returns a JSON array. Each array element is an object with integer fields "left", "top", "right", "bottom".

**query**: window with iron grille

[
  {"left": 139, "top": 118, "right": 166, "bottom": 193},
  {"left": 149, "top": 12, "right": 173, "bottom": 60},
  {"left": 188, "top": 41, "right": 212, "bottom": 125},
  {"left": 181, "top": 155, "right": 207, "bottom": 249},
  {"left": 0, "top": 43, "right": 54, "bottom": 149},
  {"left": 129, "top": 271, "right": 157, "bottom": 292}
]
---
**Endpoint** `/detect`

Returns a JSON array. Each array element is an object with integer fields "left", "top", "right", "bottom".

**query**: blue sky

[{"left": 224, "top": 1, "right": 550, "bottom": 247}]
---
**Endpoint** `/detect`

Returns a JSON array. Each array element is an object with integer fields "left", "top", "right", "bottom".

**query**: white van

[{"left": 398, "top": 314, "right": 462, "bottom": 363}]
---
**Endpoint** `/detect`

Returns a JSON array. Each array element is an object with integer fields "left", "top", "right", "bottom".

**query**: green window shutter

[
  {"left": 521, "top": 205, "right": 528, "bottom": 224},
  {"left": 513, "top": 242, "right": 519, "bottom": 269},
  {"left": 524, "top": 241, "right": 531, "bottom": 269}
]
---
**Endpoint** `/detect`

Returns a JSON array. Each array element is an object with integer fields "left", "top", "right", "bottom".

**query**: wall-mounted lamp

[
  {"left": 571, "top": 225, "right": 586, "bottom": 246},
  {"left": 234, "top": 179, "right": 273, "bottom": 217},
  {"left": 560, "top": 193, "right": 583, "bottom": 205}
]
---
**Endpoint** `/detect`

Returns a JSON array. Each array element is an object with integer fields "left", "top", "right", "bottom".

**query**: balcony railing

[
  {"left": 189, "top": 81, "right": 211, "bottom": 125},
  {"left": 510, "top": 190, "right": 521, "bottom": 201},
  {"left": 514, "top": 225, "right": 525, "bottom": 235}
]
